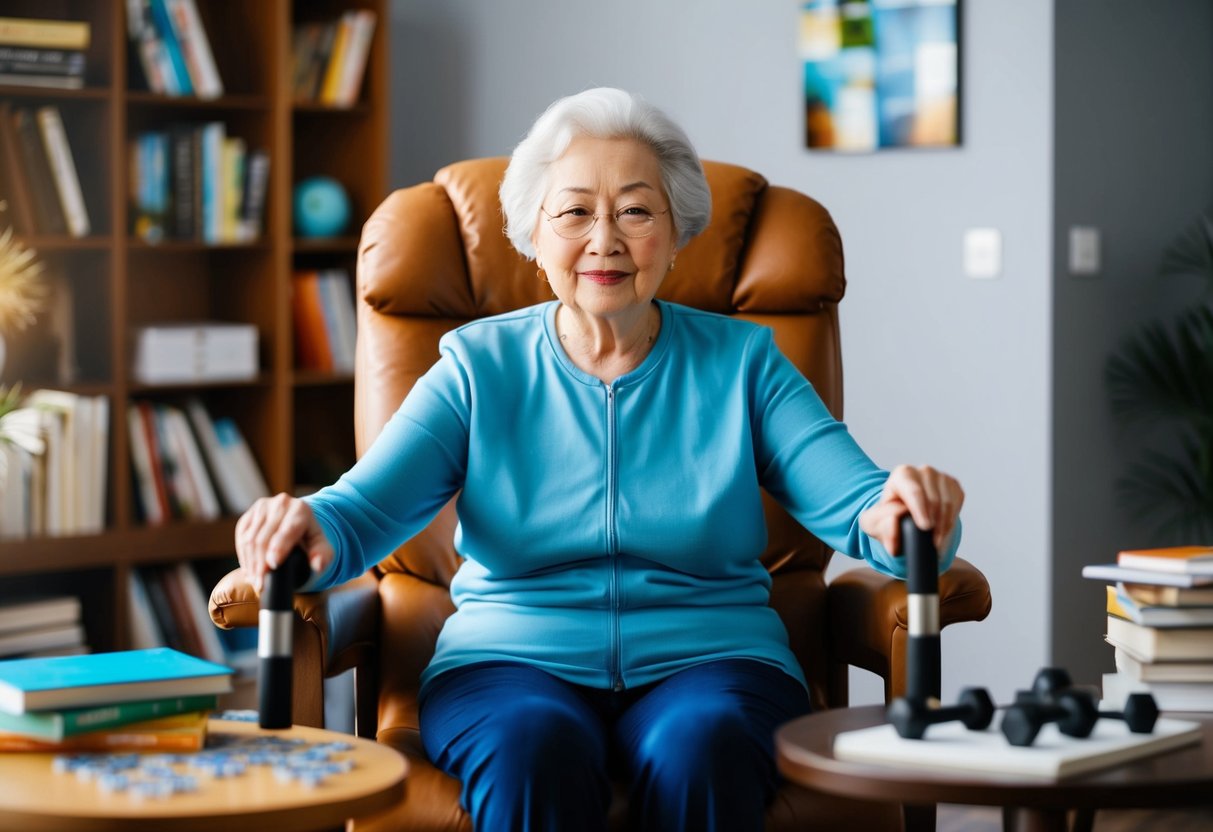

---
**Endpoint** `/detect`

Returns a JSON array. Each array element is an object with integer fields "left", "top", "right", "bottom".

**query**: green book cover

[{"left": 0, "top": 693, "right": 218, "bottom": 741}]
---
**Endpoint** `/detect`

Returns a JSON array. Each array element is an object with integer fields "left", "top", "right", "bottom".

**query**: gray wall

[
  {"left": 386, "top": 0, "right": 1055, "bottom": 705},
  {"left": 1052, "top": 1, "right": 1213, "bottom": 685}
]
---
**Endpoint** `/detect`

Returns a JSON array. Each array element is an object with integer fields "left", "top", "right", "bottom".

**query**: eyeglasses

[{"left": 541, "top": 206, "right": 670, "bottom": 240}]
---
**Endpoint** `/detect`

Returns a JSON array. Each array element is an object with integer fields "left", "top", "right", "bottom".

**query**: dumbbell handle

[
  {"left": 902, "top": 515, "right": 940, "bottom": 703},
  {"left": 259, "top": 547, "right": 312, "bottom": 730}
]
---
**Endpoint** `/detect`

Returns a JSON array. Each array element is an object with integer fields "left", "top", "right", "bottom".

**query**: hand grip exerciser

[
  {"left": 259, "top": 547, "right": 312, "bottom": 729},
  {"left": 901, "top": 514, "right": 941, "bottom": 704}
]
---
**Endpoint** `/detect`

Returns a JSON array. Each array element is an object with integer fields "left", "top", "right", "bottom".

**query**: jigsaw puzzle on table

[{"left": 51, "top": 712, "right": 357, "bottom": 799}]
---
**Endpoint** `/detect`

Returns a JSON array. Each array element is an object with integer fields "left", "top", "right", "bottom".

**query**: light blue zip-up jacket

[{"left": 303, "top": 300, "right": 959, "bottom": 693}]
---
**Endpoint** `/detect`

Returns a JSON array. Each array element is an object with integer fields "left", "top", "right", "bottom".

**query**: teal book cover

[{"left": 0, "top": 648, "right": 232, "bottom": 714}]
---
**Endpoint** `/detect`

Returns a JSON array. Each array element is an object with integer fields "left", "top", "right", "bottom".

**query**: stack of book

[
  {"left": 0, "top": 388, "right": 110, "bottom": 540},
  {"left": 1082, "top": 546, "right": 1213, "bottom": 712},
  {"left": 291, "top": 10, "right": 377, "bottom": 107},
  {"left": 0, "top": 596, "right": 86, "bottom": 660},
  {"left": 0, "top": 101, "right": 91, "bottom": 237},
  {"left": 0, "top": 647, "right": 231, "bottom": 752},
  {"left": 0, "top": 15, "right": 89, "bottom": 90}
]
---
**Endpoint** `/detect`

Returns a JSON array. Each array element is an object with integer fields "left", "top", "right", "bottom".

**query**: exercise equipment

[
  {"left": 259, "top": 547, "right": 312, "bottom": 729},
  {"left": 888, "top": 687, "right": 995, "bottom": 739}
]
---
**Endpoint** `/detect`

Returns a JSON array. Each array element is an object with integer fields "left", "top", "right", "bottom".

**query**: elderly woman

[{"left": 236, "top": 87, "right": 963, "bottom": 832}]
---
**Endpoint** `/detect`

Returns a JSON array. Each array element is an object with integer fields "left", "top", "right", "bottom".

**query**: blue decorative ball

[{"left": 293, "top": 176, "right": 352, "bottom": 238}]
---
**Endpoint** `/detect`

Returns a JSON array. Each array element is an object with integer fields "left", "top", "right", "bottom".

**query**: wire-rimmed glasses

[{"left": 541, "top": 206, "right": 670, "bottom": 240}]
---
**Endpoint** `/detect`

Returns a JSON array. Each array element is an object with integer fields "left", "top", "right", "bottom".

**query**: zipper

[{"left": 605, "top": 384, "right": 623, "bottom": 691}]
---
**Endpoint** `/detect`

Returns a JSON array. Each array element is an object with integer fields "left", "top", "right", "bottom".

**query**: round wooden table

[
  {"left": 0, "top": 718, "right": 407, "bottom": 831},
  {"left": 776, "top": 705, "right": 1213, "bottom": 832}
]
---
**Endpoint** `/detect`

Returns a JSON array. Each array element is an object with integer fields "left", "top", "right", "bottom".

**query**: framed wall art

[{"left": 800, "top": 0, "right": 962, "bottom": 152}]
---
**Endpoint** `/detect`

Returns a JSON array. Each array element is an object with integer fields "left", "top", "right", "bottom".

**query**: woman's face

[{"left": 532, "top": 135, "right": 678, "bottom": 322}]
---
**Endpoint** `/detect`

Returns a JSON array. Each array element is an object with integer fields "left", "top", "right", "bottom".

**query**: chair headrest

[{"left": 358, "top": 157, "right": 844, "bottom": 318}]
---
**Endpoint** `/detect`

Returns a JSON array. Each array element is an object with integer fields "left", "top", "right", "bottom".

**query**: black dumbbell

[
  {"left": 1001, "top": 688, "right": 1099, "bottom": 747},
  {"left": 1014, "top": 666, "right": 1073, "bottom": 705},
  {"left": 888, "top": 687, "right": 996, "bottom": 740},
  {"left": 1100, "top": 692, "right": 1159, "bottom": 734}
]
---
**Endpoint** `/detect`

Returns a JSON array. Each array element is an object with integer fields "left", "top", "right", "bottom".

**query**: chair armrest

[
  {"left": 826, "top": 557, "right": 991, "bottom": 703},
  {"left": 208, "top": 570, "right": 382, "bottom": 729}
]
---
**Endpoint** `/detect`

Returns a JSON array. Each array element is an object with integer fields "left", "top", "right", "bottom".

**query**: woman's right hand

[{"left": 234, "top": 493, "right": 334, "bottom": 594}]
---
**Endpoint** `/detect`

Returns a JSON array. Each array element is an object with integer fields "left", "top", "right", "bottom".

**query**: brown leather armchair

[{"left": 210, "top": 158, "right": 992, "bottom": 831}]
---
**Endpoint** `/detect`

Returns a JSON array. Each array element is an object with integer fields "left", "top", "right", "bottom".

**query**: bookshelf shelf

[
  {"left": 0, "top": 0, "right": 388, "bottom": 655},
  {"left": 124, "top": 92, "right": 272, "bottom": 112},
  {"left": 0, "top": 86, "right": 112, "bottom": 101},
  {"left": 292, "top": 236, "right": 359, "bottom": 253}
]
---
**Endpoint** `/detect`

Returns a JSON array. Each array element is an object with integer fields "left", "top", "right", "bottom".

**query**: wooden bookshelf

[{"left": 0, "top": 0, "right": 388, "bottom": 653}]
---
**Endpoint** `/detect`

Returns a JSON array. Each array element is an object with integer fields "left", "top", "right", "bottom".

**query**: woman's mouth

[{"left": 580, "top": 270, "right": 629, "bottom": 285}]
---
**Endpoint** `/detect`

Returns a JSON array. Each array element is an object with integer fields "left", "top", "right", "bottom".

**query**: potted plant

[{"left": 1105, "top": 212, "right": 1213, "bottom": 541}]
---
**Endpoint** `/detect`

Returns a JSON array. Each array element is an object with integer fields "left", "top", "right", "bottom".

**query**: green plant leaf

[
  {"left": 1115, "top": 433, "right": 1213, "bottom": 543},
  {"left": 1160, "top": 212, "right": 1213, "bottom": 291},
  {"left": 1105, "top": 304, "right": 1213, "bottom": 433}
]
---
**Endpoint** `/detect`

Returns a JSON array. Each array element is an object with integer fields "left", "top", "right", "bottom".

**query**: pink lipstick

[{"left": 581, "top": 270, "right": 629, "bottom": 285}]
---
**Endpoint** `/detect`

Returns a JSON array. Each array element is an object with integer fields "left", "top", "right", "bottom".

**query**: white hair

[{"left": 500, "top": 87, "right": 712, "bottom": 260}]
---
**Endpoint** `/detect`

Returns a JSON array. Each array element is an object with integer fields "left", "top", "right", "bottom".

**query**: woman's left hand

[{"left": 858, "top": 464, "right": 964, "bottom": 555}]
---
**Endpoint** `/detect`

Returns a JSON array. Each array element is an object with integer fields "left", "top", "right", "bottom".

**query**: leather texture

[{"left": 210, "top": 157, "right": 992, "bottom": 831}]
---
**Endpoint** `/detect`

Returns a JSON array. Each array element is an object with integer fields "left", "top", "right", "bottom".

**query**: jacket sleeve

[
  {"left": 301, "top": 339, "right": 470, "bottom": 590},
  {"left": 748, "top": 327, "right": 959, "bottom": 578}
]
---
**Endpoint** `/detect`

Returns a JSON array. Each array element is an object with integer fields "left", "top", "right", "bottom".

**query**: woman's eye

[
  {"left": 619, "top": 206, "right": 653, "bottom": 217},
  {"left": 560, "top": 207, "right": 590, "bottom": 217}
]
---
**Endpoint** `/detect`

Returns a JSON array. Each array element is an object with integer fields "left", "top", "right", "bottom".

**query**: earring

[
  {"left": 669, "top": 259, "right": 676, "bottom": 271},
  {"left": 537, "top": 268, "right": 548, "bottom": 283}
]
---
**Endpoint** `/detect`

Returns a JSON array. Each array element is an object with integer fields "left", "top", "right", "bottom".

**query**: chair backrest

[{"left": 355, "top": 158, "right": 847, "bottom": 728}]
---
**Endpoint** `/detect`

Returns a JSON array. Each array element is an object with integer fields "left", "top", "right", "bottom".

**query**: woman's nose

[{"left": 585, "top": 214, "right": 623, "bottom": 255}]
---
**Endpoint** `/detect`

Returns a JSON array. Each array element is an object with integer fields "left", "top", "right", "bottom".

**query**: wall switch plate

[
  {"left": 964, "top": 228, "right": 1002, "bottom": 279},
  {"left": 1069, "top": 226, "right": 1100, "bottom": 275}
]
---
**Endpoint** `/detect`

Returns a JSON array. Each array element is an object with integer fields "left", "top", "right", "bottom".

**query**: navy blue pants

[{"left": 419, "top": 659, "right": 810, "bottom": 832}]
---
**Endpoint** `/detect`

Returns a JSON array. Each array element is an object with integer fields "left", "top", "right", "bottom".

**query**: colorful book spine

[
  {"left": 0, "top": 17, "right": 90, "bottom": 50},
  {"left": 0, "top": 711, "right": 208, "bottom": 752},
  {"left": 0, "top": 693, "right": 217, "bottom": 741}
]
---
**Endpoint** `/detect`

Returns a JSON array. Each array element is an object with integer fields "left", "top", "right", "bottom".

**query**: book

[
  {"left": 237, "top": 147, "right": 269, "bottom": 241},
  {"left": 35, "top": 106, "right": 90, "bottom": 237},
  {"left": 1123, "top": 582, "right": 1213, "bottom": 607},
  {"left": 1117, "top": 546, "right": 1213, "bottom": 576},
  {"left": 0, "top": 647, "right": 232, "bottom": 714},
  {"left": 1114, "top": 647, "right": 1213, "bottom": 684},
  {"left": 0, "top": 100, "right": 37, "bottom": 233},
  {"left": 131, "top": 322, "right": 258, "bottom": 384},
  {"left": 0, "top": 710, "right": 209, "bottom": 752},
  {"left": 1102, "top": 671, "right": 1213, "bottom": 713},
  {"left": 0, "top": 693, "right": 217, "bottom": 741},
  {"left": 0, "top": 622, "right": 85, "bottom": 658},
  {"left": 147, "top": 0, "right": 193, "bottom": 96},
  {"left": 126, "top": 570, "right": 166, "bottom": 651},
  {"left": 0, "top": 596, "right": 80, "bottom": 634},
  {"left": 831, "top": 717, "right": 1203, "bottom": 779},
  {"left": 164, "top": 0, "right": 223, "bottom": 99},
  {"left": 334, "top": 10, "right": 376, "bottom": 107},
  {"left": 0, "top": 17, "right": 90, "bottom": 50},
  {"left": 1105, "top": 615, "right": 1213, "bottom": 663},
  {"left": 1107, "top": 584, "right": 1213, "bottom": 628},
  {"left": 185, "top": 397, "right": 248, "bottom": 514},
  {"left": 10, "top": 105, "right": 66, "bottom": 234},
  {"left": 1082, "top": 563, "right": 1213, "bottom": 589}
]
